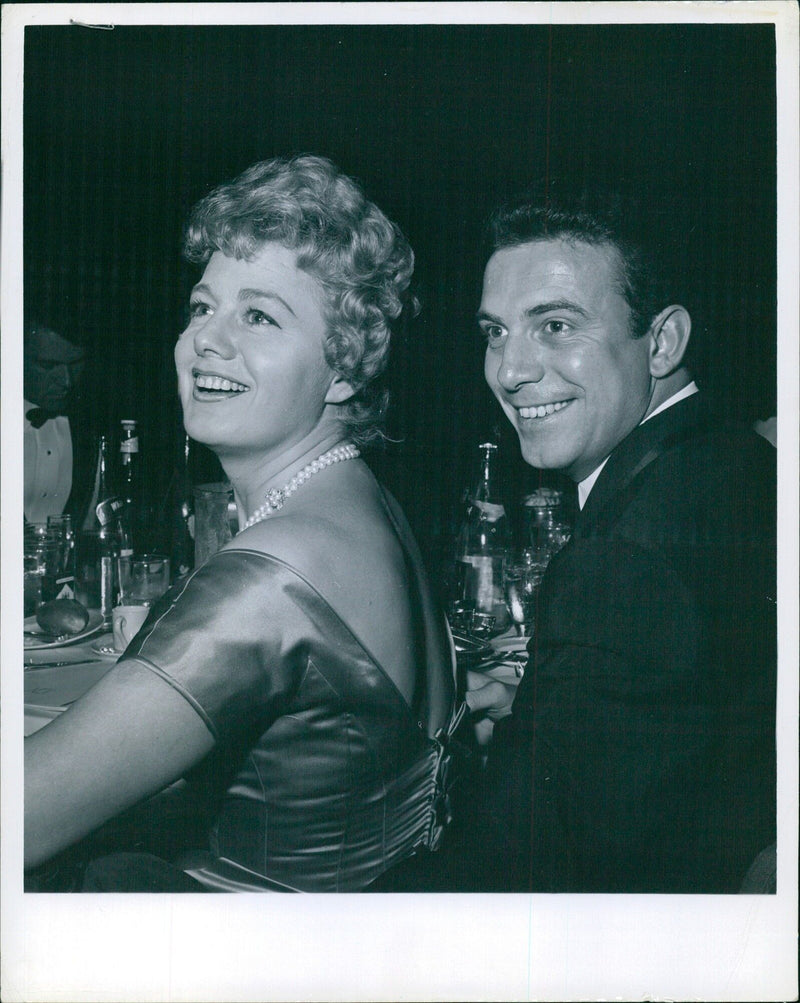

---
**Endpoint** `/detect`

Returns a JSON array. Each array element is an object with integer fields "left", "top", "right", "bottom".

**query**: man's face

[
  {"left": 480, "top": 238, "right": 655, "bottom": 482},
  {"left": 24, "top": 328, "right": 86, "bottom": 413}
]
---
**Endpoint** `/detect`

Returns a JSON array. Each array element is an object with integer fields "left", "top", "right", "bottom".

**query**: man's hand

[{"left": 465, "top": 670, "right": 517, "bottom": 747}]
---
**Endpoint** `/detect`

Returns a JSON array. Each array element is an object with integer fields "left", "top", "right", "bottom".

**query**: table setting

[
  {"left": 22, "top": 422, "right": 240, "bottom": 736},
  {"left": 23, "top": 431, "right": 569, "bottom": 735},
  {"left": 23, "top": 550, "right": 179, "bottom": 733}
]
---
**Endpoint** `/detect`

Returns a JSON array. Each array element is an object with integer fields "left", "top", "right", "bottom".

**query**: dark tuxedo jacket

[{"left": 476, "top": 393, "right": 777, "bottom": 892}]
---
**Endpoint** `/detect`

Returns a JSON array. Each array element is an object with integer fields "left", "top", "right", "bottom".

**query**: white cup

[{"left": 112, "top": 602, "right": 150, "bottom": 652}]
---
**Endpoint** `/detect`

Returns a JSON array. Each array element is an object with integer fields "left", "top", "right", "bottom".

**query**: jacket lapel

[{"left": 575, "top": 393, "right": 705, "bottom": 538}]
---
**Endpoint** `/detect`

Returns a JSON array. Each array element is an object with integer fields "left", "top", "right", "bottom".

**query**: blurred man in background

[{"left": 24, "top": 321, "right": 86, "bottom": 523}]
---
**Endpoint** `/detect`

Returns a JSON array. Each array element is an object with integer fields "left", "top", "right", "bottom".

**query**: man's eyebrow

[
  {"left": 524, "top": 299, "right": 590, "bottom": 319},
  {"left": 239, "top": 287, "right": 297, "bottom": 317},
  {"left": 476, "top": 300, "right": 590, "bottom": 326}
]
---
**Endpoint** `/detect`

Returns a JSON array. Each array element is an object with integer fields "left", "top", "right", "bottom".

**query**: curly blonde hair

[{"left": 183, "top": 155, "right": 417, "bottom": 446}]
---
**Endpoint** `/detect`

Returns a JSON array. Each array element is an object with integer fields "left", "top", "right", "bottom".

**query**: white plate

[{"left": 24, "top": 610, "right": 106, "bottom": 650}]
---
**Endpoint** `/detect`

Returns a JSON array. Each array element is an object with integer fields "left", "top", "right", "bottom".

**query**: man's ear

[
  {"left": 324, "top": 374, "right": 356, "bottom": 405},
  {"left": 647, "top": 306, "right": 692, "bottom": 378}
]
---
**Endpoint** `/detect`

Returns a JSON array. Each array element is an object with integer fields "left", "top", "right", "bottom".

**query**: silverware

[{"left": 24, "top": 658, "right": 104, "bottom": 670}]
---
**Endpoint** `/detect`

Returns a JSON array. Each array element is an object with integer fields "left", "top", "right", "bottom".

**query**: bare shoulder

[
  {"left": 228, "top": 507, "right": 352, "bottom": 572},
  {"left": 221, "top": 464, "right": 405, "bottom": 597}
]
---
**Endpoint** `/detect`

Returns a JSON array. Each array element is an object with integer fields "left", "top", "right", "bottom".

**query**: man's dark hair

[{"left": 482, "top": 180, "right": 677, "bottom": 340}]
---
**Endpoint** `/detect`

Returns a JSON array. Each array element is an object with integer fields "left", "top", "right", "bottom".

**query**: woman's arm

[{"left": 25, "top": 658, "right": 215, "bottom": 869}]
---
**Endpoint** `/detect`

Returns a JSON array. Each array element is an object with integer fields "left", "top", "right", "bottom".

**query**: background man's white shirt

[{"left": 24, "top": 399, "right": 73, "bottom": 523}]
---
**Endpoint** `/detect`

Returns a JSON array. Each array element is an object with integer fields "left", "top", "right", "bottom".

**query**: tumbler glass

[
  {"left": 24, "top": 527, "right": 47, "bottom": 617},
  {"left": 503, "top": 552, "right": 547, "bottom": 637},
  {"left": 120, "top": 554, "right": 171, "bottom": 603},
  {"left": 193, "top": 482, "right": 237, "bottom": 568}
]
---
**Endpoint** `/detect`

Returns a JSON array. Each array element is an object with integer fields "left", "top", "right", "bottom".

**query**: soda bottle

[
  {"left": 164, "top": 433, "right": 196, "bottom": 581},
  {"left": 118, "top": 419, "right": 139, "bottom": 557},
  {"left": 455, "top": 442, "right": 512, "bottom": 627},
  {"left": 95, "top": 501, "right": 122, "bottom": 626},
  {"left": 78, "top": 434, "right": 124, "bottom": 622}
]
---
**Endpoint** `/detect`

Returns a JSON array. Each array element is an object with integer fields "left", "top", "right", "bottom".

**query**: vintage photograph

[{"left": 2, "top": 3, "right": 797, "bottom": 1000}]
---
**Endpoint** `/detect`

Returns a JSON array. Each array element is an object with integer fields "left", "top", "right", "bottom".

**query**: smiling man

[{"left": 464, "top": 187, "right": 777, "bottom": 893}]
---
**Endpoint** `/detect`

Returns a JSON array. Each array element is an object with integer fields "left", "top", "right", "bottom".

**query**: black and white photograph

[{"left": 2, "top": 3, "right": 797, "bottom": 1000}]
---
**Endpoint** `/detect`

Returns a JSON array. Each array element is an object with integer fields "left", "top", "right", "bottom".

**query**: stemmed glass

[{"left": 502, "top": 551, "right": 547, "bottom": 637}]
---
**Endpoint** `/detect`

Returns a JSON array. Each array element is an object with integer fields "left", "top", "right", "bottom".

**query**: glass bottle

[
  {"left": 454, "top": 442, "right": 512, "bottom": 626},
  {"left": 78, "top": 434, "right": 124, "bottom": 622},
  {"left": 95, "top": 498, "right": 122, "bottom": 626},
  {"left": 118, "top": 419, "right": 139, "bottom": 558},
  {"left": 164, "top": 433, "right": 196, "bottom": 581},
  {"left": 81, "top": 434, "right": 114, "bottom": 533}
]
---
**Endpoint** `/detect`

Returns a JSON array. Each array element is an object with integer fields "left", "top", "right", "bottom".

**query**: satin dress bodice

[{"left": 122, "top": 493, "right": 455, "bottom": 892}]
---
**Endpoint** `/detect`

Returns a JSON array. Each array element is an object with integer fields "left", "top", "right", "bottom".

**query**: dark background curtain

[{"left": 23, "top": 23, "right": 776, "bottom": 581}]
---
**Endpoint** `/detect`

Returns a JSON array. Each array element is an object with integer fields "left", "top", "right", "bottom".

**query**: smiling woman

[
  {"left": 25, "top": 155, "right": 458, "bottom": 893},
  {"left": 176, "top": 245, "right": 343, "bottom": 469}
]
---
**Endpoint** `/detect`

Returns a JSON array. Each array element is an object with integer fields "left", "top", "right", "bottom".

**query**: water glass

[
  {"left": 24, "top": 522, "right": 67, "bottom": 613},
  {"left": 503, "top": 553, "right": 547, "bottom": 636},
  {"left": 194, "top": 483, "right": 238, "bottom": 567},
  {"left": 41, "top": 515, "right": 77, "bottom": 602},
  {"left": 120, "top": 554, "right": 171, "bottom": 603},
  {"left": 24, "top": 544, "right": 45, "bottom": 616}
]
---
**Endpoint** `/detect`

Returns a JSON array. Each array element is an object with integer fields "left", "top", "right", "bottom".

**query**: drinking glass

[
  {"left": 120, "top": 554, "right": 171, "bottom": 603},
  {"left": 194, "top": 483, "right": 237, "bottom": 567},
  {"left": 24, "top": 528, "right": 47, "bottom": 616},
  {"left": 40, "top": 515, "right": 77, "bottom": 602},
  {"left": 24, "top": 522, "right": 61, "bottom": 614},
  {"left": 503, "top": 553, "right": 547, "bottom": 637}
]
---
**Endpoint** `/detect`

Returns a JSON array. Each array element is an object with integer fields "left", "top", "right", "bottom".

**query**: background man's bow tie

[{"left": 27, "top": 407, "right": 54, "bottom": 428}]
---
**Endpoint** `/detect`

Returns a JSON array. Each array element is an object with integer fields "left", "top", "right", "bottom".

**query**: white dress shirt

[
  {"left": 577, "top": 382, "right": 699, "bottom": 510},
  {"left": 24, "top": 399, "right": 73, "bottom": 523}
]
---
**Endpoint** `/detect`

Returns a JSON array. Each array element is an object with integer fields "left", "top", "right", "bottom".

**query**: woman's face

[{"left": 175, "top": 243, "right": 339, "bottom": 460}]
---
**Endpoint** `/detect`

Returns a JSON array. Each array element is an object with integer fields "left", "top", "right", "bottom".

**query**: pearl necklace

[{"left": 239, "top": 443, "right": 360, "bottom": 532}]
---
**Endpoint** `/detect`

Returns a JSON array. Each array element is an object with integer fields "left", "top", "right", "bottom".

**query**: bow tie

[{"left": 27, "top": 407, "right": 54, "bottom": 429}]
